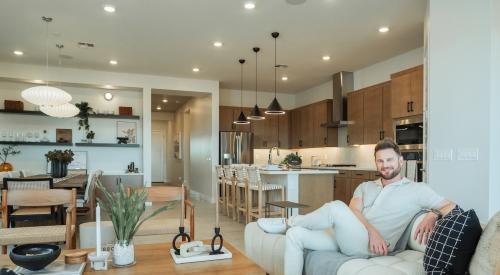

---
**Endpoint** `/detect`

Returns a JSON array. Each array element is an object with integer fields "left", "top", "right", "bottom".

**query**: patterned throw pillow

[{"left": 423, "top": 206, "right": 482, "bottom": 275}]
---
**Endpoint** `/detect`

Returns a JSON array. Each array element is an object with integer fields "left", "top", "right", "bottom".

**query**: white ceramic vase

[{"left": 113, "top": 242, "right": 134, "bottom": 266}]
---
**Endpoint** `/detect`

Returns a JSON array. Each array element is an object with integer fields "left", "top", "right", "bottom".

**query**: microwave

[{"left": 394, "top": 116, "right": 423, "bottom": 151}]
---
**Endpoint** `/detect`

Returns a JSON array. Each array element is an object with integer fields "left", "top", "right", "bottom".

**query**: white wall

[
  {"left": 151, "top": 112, "right": 175, "bottom": 182},
  {"left": 294, "top": 47, "right": 423, "bottom": 109},
  {"left": 490, "top": 0, "right": 500, "bottom": 217},
  {"left": 0, "top": 62, "right": 219, "bottom": 192},
  {"left": 427, "top": 0, "right": 499, "bottom": 220},
  {"left": 219, "top": 89, "right": 295, "bottom": 110},
  {"left": 0, "top": 81, "right": 142, "bottom": 174}
]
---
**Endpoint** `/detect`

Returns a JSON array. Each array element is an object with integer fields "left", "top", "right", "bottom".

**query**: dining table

[{"left": 27, "top": 174, "right": 87, "bottom": 189}]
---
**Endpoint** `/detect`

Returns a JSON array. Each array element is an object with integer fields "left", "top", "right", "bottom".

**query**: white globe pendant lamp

[
  {"left": 40, "top": 103, "right": 79, "bottom": 118},
  {"left": 21, "top": 16, "right": 72, "bottom": 108}
]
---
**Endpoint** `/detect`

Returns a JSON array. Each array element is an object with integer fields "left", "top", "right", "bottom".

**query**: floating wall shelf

[
  {"left": 75, "top": 143, "right": 140, "bottom": 148},
  {"left": 0, "top": 109, "right": 140, "bottom": 120},
  {"left": 0, "top": 141, "right": 73, "bottom": 146}
]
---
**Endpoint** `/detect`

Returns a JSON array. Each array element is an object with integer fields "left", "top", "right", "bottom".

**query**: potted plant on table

[
  {"left": 0, "top": 145, "right": 21, "bottom": 172},
  {"left": 281, "top": 152, "right": 302, "bottom": 169},
  {"left": 95, "top": 180, "right": 174, "bottom": 266},
  {"left": 45, "top": 149, "right": 74, "bottom": 178}
]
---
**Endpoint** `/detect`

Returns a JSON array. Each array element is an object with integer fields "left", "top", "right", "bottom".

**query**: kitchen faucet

[{"left": 268, "top": 146, "right": 280, "bottom": 165}]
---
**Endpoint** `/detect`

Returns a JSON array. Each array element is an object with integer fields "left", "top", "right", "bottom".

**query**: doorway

[{"left": 151, "top": 130, "right": 165, "bottom": 182}]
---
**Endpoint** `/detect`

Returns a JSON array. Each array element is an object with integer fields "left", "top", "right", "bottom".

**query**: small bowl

[{"left": 9, "top": 244, "right": 61, "bottom": 271}]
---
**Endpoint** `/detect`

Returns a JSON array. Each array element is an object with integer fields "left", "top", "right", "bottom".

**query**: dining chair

[
  {"left": 76, "top": 170, "right": 103, "bottom": 222},
  {"left": 0, "top": 188, "right": 77, "bottom": 254},
  {"left": 2, "top": 177, "right": 57, "bottom": 227},
  {"left": 246, "top": 166, "right": 285, "bottom": 221}
]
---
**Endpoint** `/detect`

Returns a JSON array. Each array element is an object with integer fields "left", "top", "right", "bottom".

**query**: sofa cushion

[
  {"left": 423, "top": 206, "right": 482, "bottom": 275},
  {"left": 337, "top": 250, "right": 425, "bottom": 275},
  {"left": 469, "top": 211, "right": 500, "bottom": 275},
  {"left": 408, "top": 213, "right": 427, "bottom": 253}
]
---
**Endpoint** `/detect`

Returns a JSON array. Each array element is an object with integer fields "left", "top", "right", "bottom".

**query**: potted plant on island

[
  {"left": 95, "top": 180, "right": 174, "bottom": 266},
  {"left": 0, "top": 145, "right": 21, "bottom": 172},
  {"left": 281, "top": 152, "right": 302, "bottom": 169},
  {"left": 45, "top": 149, "right": 74, "bottom": 178}
]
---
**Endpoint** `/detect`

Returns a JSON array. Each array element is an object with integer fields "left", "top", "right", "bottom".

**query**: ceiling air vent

[{"left": 77, "top": 42, "right": 95, "bottom": 48}]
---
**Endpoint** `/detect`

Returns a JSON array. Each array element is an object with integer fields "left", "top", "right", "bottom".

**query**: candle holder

[
  {"left": 172, "top": 226, "right": 191, "bottom": 255},
  {"left": 88, "top": 251, "right": 110, "bottom": 271},
  {"left": 209, "top": 227, "right": 224, "bottom": 255}
]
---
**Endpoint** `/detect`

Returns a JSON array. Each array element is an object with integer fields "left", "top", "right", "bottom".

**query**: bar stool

[
  {"left": 215, "top": 165, "right": 226, "bottom": 216},
  {"left": 222, "top": 166, "right": 236, "bottom": 220},
  {"left": 234, "top": 166, "right": 249, "bottom": 224},
  {"left": 246, "top": 166, "right": 285, "bottom": 221}
]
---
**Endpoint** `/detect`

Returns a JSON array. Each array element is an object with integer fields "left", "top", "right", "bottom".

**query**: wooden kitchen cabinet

[
  {"left": 333, "top": 169, "right": 374, "bottom": 204},
  {"left": 347, "top": 91, "right": 364, "bottom": 145},
  {"left": 382, "top": 83, "right": 394, "bottom": 140},
  {"left": 391, "top": 65, "right": 423, "bottom": 118},
  {"left": 251, "top": 110, "right": 289, "bottom": 149},
  {"left": 219, "top": 106, "right": 236, "bottom": 131},
  {"left": 363, "top": 81, "right": 393, "bottom": 144}
]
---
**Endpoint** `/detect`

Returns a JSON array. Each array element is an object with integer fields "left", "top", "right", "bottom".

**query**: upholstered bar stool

[
  {"left": 222, "top": 166, "right": 236, "bottom": 220},
  {"left": 234, "top": 165, "right": 249, "bottom": 224},
  {"left": 215, "top": 165, "right": 226, "bottom": 216},
  {"left": 246, "top": 166, "right": 285, "bottom": 221}
]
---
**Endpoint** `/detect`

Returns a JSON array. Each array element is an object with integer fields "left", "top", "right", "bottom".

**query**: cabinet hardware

[
  {"left": 263, "top": 141, "right": 267, "bottom": 147},
  {"left": 324, "top": 137, "right": 327, "bottom": 145},
  {"left": 407, "top": 102, "right": 410, "bottom": 112},
  {"left": 410, "top": 101, "right": 414, "bottom": 112},
  {"left": 379, "top": 131, "right": 383, "bottom": 140},
  {"left": 347, "top": 135, "right": 350, "bottom": 144},
  {"left": 299, "top": 140, "right": 303, "bottom": 147}
]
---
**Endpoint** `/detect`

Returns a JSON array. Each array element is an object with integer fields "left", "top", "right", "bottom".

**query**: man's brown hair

[{"left": 374, "top": 138, "right": 401, "bottom": 156}]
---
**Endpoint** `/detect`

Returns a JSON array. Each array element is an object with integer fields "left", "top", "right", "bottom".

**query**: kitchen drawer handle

[
  {"left": 347, "top": 135, "right": 350, "bottom": 144},
  {"left": 355, "top": 173, "right": 364, "bottom": 176},
  {"left": 379, "top": 131, "right": 383, "bottom": 140},
  {"left": 407, "top": 102, "right": 410, "bottom": 112},
  {"left": 299, "top": 140, "right": 303, "bottom": 147},
  {"left": 410, "top": 101, "right": 414, "bottom": 112}
]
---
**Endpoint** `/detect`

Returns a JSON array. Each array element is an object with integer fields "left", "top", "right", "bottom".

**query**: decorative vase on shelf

[
  {"left": 0, "top": 162, "right": 13, "bottom": 172},
  {"left": 112, "top": 241, "right": 135, "bottom": 266},
  {"left": 51, "top": 160, "right": 68, "bottom": 178}
]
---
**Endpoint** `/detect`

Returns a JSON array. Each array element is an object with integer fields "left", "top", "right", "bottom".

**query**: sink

[{"left": 261, "top": 164, "right": 281, "bottom": 171}]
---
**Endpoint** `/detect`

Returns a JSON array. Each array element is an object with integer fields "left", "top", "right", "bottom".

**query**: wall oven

[{"left": 394, "top": 115, "right": 423, "bottom": 151}]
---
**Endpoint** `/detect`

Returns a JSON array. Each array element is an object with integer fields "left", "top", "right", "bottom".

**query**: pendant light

[
  {"left": 21, "top": 16, "right": 72, "bottom": 107},
  {"left": 233, "top": 59, "right": 250, "bottom": 125},
  {"left": 39, "top": 44, "right": 79, "bottom": 118},
  {"left": 265, "top": 32, "right": 285, "bottom": 115},
  {"left": 247, "top": 47, "right": 265, "bottom": 120}
]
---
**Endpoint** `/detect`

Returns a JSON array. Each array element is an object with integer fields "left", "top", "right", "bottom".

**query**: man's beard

[{"left": 380, "top": 164, "right": 402, "bottom": 180}]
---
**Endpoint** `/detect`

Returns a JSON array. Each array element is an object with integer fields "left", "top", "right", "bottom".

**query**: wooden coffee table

[{"left": 0, "top": 241, "right": 265, "bottom": 274}]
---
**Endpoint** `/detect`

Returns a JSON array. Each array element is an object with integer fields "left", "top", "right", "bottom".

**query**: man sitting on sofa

[{"left": 284, "top": 138, "right": 456, "bottom": 275}]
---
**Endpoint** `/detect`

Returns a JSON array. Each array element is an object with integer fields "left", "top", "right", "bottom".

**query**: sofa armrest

[{"left": 244, "top": 222, "right": 285, "bottom": 275}]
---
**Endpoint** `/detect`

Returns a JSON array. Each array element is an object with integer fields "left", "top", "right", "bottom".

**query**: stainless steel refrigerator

[{"left": 219, "top": 131, "right": 253, "bottom": 165}]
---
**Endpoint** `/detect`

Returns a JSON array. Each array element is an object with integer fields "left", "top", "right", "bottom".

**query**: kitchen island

[{"left": 259, "top": 169, "right": 338, "bottom": 215}]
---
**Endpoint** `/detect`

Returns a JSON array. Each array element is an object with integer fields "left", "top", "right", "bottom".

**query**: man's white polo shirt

[{"left": 353, "top": 177, "right": 445, "bottom": 251}]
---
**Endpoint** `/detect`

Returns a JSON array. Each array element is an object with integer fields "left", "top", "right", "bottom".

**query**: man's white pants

[{"left": 284, "top": 201, "right": 371, "bottom": 275}]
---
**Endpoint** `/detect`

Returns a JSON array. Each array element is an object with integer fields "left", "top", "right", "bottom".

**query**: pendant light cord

[
  {"left": 255, "top": 50, "right": 258, "bottom": 104},
  {"left": 274, "top": 36, "right": 277, "bottom": 97},
  {"left": 240, "top": 61, "right": 243, "bottom": 112},
  {"left": 45, "top": 18, "right": 49, "bottom": 87}
]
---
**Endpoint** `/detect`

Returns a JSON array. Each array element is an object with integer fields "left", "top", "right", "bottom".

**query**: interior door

[{"left": 151, "top": 130, "right": 165, "bottom": 183}]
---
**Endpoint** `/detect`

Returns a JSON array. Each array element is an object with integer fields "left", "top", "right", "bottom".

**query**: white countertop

[
  {"left": 259, "top": 169, "right": 338, "bottom": 175},
  {"left": 103, "top": 171, "right": 144, "bottom": 176},
  {"left": 301, "top": 166, "right": 376, "bottom": 171}
]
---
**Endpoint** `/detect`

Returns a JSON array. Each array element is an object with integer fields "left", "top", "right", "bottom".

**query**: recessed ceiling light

[
  {"left": 162, "top": 99, "right": 168, "bottom": 103},
  {"left": 103, "top": 5, "right": 116, "bottom": 13},
  {"left": 244, "top": 2, "right": 255, "bottom": 9},
  {"left": 13, "top": 50, "right": 23, "bottom": 56},
  {"left": 104, "top": 85, "right": 113, "bottom": 89},
  {"left": 322, "top": 55, "right": 331, "bottom": 61},
  {"left": 378, "top": 26, "right": 390, "bottom": 33},
  {"left": 281, "top": 76, "right": 288, "bottom": 81},
  {"left": 109, "top": 60, "right": 118, "bottom": 65},
  {"left": 176, "top": 100, "right": 180, "bottom": 104},
  {"left": 33, "top": 80, "right": 44, "bottom": 84},
  {"left": 156, "top": 106, "right": 161, "bottom": 110},
  {"left": 213, "top": 41, "right": 223, "bottom": 47},
  {"left": 192, "top": 67, "right": 200, "bottom": 72},
  {"left": 104, "top": 92, "right": 113, "bottom": 101}
]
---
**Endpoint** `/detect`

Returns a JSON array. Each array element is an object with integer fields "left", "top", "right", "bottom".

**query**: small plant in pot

[
  {"left": 0, "top": 145, "right": 20, "bottom": 172},
  {"left": 76, "top": 101, "right": 94, "bottom": 142},
  {"left": 86, "top": 131, "right": 95, "bottom": 143},
  {"left": 95, "top": 180, "right": 174, "bottom": 266},
  {"left": 45, "top": 149, "right": 74, "bottom": 178},
  {"left": 281, "top": 152, "right": 302, "bottom": 169}
]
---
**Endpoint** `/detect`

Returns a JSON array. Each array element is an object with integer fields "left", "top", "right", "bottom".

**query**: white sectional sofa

[{"left": 244, "top": 212, "right": 500, "bottom": 275}]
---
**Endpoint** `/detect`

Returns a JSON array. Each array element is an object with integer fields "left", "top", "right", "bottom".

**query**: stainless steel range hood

[{"left": 321, "top": 71, "right": 354, "bottom": 128}]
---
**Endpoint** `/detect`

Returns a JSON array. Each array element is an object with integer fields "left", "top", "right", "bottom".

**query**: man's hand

[
  {"left": 368, "top": 228, "right": 388, "bottom": 256},
  {"left": 413, "top": 212, "right": 438, "bottom": 245}
]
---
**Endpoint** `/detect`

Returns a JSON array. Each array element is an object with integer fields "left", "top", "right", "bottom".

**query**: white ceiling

[{"left": 0, "top": 0, "right": 425, "bottom": 93}]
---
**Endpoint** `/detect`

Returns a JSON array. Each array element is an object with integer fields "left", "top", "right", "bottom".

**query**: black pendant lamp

[
  {"left": 247, "top": 47, "right": 265, "bottom": 120},
  {"left": 233, "top": 59, "right": 250, "bottom": 125},
  {"left": 265, "top": 32, "right": 286, "bottom": 115}
]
